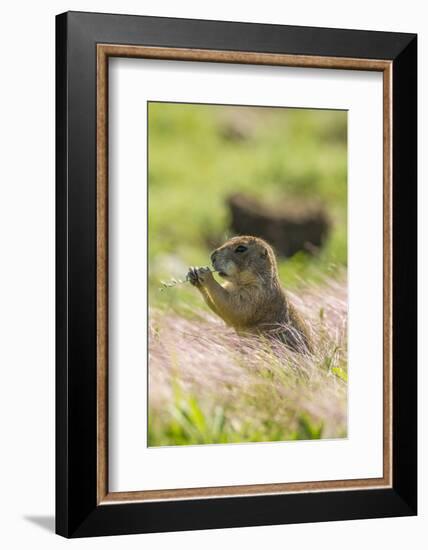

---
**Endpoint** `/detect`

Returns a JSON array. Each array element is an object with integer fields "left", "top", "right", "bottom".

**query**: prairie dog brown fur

[{"left": 187, "top": 236, "right": 312, "bottom": 353}]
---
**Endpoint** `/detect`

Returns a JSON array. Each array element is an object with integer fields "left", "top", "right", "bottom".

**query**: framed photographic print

[{"left": 56, "top": 11, "right": 417, "bottom": 538}]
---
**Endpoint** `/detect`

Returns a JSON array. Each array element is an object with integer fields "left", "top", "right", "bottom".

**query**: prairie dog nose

[{"left": 210, "top": 250, "right": 218, "bottom": 263}]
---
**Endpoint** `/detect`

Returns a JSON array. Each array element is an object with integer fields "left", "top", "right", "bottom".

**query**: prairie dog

[{"left": 187, "top": 236, "right": 312, "bottom": 353}]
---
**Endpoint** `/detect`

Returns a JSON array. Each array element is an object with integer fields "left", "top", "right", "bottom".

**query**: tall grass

[{"left": 148, "top": 277, "right": 347, "bottom": 446}]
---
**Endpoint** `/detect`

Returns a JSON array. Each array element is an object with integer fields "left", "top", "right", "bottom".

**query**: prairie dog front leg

[
  {"left": 186, "top": 266, "right": 219, "bottom": 316},
  {"left": 193, "top": 267, "right": 255, "bottom": 327}
]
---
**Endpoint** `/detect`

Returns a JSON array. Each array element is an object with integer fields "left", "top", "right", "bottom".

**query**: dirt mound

[{"left": 227, "top": 193, "right": 331, "bottom": 257}]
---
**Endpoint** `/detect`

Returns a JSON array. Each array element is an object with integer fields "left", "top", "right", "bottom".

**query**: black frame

[{"left": 56, "top": 11, "right": 417, "bottom": 538}]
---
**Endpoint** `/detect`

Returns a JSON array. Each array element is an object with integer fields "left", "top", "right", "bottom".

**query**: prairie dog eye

[{"left": 235, "top": 245, "right": 248, "bottom": 253}]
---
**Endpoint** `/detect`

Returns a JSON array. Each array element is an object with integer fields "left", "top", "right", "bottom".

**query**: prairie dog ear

[{"left": 260, "top": 248, "right": 268, "bottom": 258}]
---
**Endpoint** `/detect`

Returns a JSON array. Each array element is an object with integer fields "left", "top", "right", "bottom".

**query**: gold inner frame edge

[{"left": 96, "top": 44, "right": 393, "bottom": 505}]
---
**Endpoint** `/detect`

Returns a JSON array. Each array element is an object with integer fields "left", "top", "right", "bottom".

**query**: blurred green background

[{"left": 148, "top": 102, "right": 347, "bottom": 312}]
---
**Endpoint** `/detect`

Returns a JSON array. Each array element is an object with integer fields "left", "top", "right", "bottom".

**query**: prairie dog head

[{"left": 210, "top": 236, "right": 278, "bottom": 285}]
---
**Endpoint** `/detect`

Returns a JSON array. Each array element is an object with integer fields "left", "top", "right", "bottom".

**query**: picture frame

[{"left": 56, "top": 10, "right": 417, "bottom": 538}]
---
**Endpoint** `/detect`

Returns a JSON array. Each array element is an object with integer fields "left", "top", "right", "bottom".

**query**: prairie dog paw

[
  {"left": 186, "top": 266, "right": 201, "bottom": 287},
  {"left": 197, "top": 267, "right": 214, "bottom": 285},
  {"left": 186, "top": 266, "right": 214, "bottom": 287},
  {"left": 196, "top": 266, "right": 214, "bottom": 285}
]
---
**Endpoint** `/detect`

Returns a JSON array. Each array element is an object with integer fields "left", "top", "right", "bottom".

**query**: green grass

[{"left": 148, "top": 391, "right": 326, "bottom": 446}]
